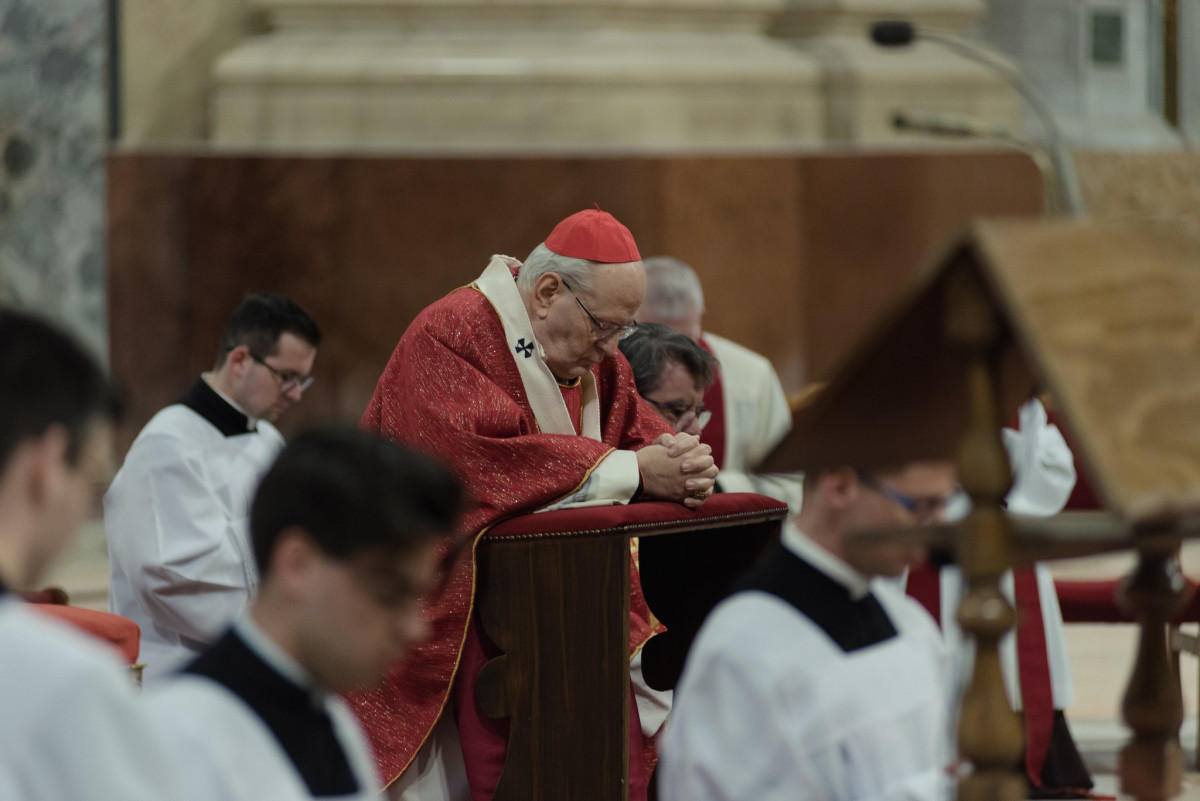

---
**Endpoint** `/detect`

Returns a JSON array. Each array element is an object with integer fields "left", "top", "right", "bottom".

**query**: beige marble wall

[
  {"left": 119, "top": 0, "right": 1022, "bottom": 149},
  {"left": 120, "top": 0, "right": 261, "bottom": 143}
]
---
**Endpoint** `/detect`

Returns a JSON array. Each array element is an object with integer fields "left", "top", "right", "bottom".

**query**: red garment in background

[
  {"left": 350, "top": 282, "right": 671, "bottom": 790},
  {"left": 697, "top": 336, "right": 727, "bottom": 471}
]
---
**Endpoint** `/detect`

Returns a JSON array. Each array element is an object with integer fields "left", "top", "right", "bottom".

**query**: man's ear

[
  {"left": 266, "top": 527, "right": 320, "bottom": 595},
  {"left": 26, "top": 425, "right": 70, "bottom": 507},
  {"left": 225, "top": 344, "right": 252, "bottom": 377},
  {"left": 819, "top": 467, "right": 858, "bottom": 512},
  {"left": 530, "top": 273, "right": 564, "bottom": 319}
]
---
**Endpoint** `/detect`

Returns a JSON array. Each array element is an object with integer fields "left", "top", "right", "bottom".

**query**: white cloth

[
  {"left": 474, "top": 255, "right": 640, "bottom": 510},
  {"left": 0, "top": 596, "right": 180, "bottom": 801},
  {"left": 145, "top": 674, "right": 378, "bottom": 801},
  {"left": 704, "top": 333, "right": 805, "bottom": 512},
  {"left": 660, "top": 527, "right": 953, "bottom": 801},
  {"left": 104, "top": 400, "right": 285, "bottom": 682},
  {"left": 934, "top": 398, "right": 1077, "bottom": 709}
]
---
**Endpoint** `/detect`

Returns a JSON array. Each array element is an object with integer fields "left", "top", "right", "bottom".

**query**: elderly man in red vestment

[{"left": 352, "top": 209, "right": 719, "bottom": 801}]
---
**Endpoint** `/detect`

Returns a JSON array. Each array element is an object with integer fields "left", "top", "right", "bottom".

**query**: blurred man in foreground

[
  {"left": 660, "top": 460, "right": 957, "bottom": 801},
  {"left": 146, "top": 427, "right": 462, "bottom": 801},
  {"left": 0, "top": 308, "right": 179, "bottom": 800}
]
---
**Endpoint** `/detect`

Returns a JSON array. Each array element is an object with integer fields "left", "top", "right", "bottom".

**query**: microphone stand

[
  {"left": 872, "top": 21, "right": 1086, "bottom": 218},
  {"left": 891, "top": 111, "right": 1070, "bottom": 217}
]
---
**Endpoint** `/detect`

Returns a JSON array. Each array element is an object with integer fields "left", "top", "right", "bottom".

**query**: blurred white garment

[
  {"left": 703, "top": 333, "right": 804, "bottom": 512},
  {"left": 936, "top": 397, "right": 1077, "bottom": 709},
  {"left": 0, "top": 596, "right": 182, "bottom": 801}
]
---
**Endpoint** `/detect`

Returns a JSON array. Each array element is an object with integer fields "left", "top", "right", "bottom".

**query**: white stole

[{"left": 473, "top": 255, "right": 602, "bottom": 440}]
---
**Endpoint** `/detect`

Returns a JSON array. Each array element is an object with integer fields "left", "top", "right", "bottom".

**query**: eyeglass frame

[
  {"left": 644, "top": 397, "right": 713, "bottom": 431},
  {"left": 858, "top": 472, "right": 955, "bottom": 521},
  {"left": 559, "top": 277, "right": 639, "bottom": 341},
  {"left": 248, "top": 350, "right": 315, "bottom": 394}
]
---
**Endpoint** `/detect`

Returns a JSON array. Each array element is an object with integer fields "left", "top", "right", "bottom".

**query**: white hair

[
  {"left": 517, "top": 243, "right": 597, "bottom": 294},
  {"left": 517, "top": 243, "right": 642, "bottom": 295},
  {"left": 641, "top": 257, "right": 705, "bottom": 320}
]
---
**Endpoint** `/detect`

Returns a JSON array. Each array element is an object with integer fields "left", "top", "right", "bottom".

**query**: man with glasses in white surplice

[{"left": 104, "top": 292, "right": 320, "bottom": 683}]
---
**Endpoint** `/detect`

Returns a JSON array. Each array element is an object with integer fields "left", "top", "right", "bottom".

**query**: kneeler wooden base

[{"left": 475, "top": 493, "right": 788, "bottom": 801}]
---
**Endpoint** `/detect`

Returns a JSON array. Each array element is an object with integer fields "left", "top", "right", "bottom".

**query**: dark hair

[
  {"left": 250, "top": 426, "right": 462, "bottom": 574},
  {"left": 619, "top": 322, "right": 717, "bottom": 396},
  {"left": 0, "top": 308, "right": 122, "bottom": 468},
  {"left": 215, "top": 292, "right": 322, "bottom": 367}
]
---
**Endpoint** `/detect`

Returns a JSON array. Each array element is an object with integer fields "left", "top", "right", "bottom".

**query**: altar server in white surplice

[
  {"left": 660, "top": 461, "right": 958, "bottom": 801},
  {"left": 104, "top": 292, "right": 321, "bottom": 682},
  {"left": 638, "top": 257, "right": 804, "bottom": 512},
  {"left": 0, "top": 309, "right": 180, "bottom": 801},
  {"left": 146, "top": 427, "right": 463, "bottom": 801}
]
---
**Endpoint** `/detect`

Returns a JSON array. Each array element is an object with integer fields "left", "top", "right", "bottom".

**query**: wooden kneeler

[
  {"left": 474, "top": 493, "right": 788, "bottom": 801},
  {"left": 761, "top": 218, "right": 1200, "bottom": 801}
]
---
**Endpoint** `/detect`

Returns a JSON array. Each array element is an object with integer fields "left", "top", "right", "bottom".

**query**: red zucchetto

[{"left": 544, "top": 207, "right": 642, "bottom": 264}]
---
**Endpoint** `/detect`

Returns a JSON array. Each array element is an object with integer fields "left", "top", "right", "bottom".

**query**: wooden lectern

[
  {"left": 474, "top": 493, "right": 788, "bottom": 801},
  {"left": 760, "top": 218, "right": 1200, "bottom": 801}
]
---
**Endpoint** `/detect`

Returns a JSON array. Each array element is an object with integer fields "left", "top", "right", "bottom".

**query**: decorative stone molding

[{"left": 211, "top": 0, "right": 826, "bottom": 148}]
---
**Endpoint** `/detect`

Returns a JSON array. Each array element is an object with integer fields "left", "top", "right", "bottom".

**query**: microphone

[
  {"left": 871, "top": 21, "right": 916, "bottom": 47},
  {"left": 869, "top": 20, "right": 1086, "bottom": 218},
  {"left": 892, "top": 111, "right": 1013, "bottom": 140}
]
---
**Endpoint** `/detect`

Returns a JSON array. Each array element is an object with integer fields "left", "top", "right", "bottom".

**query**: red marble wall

[{"left": 107, "top": 150, "right": 1041, "bottom": 450}]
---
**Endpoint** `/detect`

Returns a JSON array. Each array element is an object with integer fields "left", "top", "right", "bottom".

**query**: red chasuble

[{"left": 351, "top": 282, "right": 671, "bottom": 787}]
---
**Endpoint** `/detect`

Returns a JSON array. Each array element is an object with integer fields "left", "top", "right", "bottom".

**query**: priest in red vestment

[{"left": 351, "top": 209, "right": 719, "bottom": 801}]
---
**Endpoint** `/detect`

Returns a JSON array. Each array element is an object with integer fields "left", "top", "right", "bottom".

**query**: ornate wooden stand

[
  {"left": 1119, "top": 541, "right": 1188, "bottom": 801},
  {"left": 760, "top": 219, "right": 1200, "bottom": 801},
  {"left": 473, "top": 495, "right": 788, "bottom": 801},
  {"left": 946, "top": 269, "right": 1026, "bottom": 801}
]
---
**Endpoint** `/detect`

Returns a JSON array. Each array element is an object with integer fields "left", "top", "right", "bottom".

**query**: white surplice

[
  {"left": 703, "top": 333, "right": 805, "bottom": 512},
  {"left": 105, "top": 385, "right": 285, "bottom": 683},
  {"left": 0, "top": 596, "right": 180, "bottom": 801},
  {"left": 144, "top": 619, "right": 379, "bottom": 801},
  {"left": 660, "top": 526, "right": 953, "bottom": 801}
]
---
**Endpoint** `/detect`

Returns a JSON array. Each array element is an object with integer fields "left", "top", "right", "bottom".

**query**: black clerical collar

[
  {"left": 184, "top": 628, "right": 358, "bottom": 796},
  {"left": 736, "top": 543, "right": 898, "bottom": 653},
  {"left": 178, "top": 378, "right": 255, "bottom": 437}
]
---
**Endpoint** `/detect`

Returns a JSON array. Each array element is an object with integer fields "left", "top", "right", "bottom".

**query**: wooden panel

[
  {"left": 107, "top": 150, "right": 1041, "bottom": 452},
  {"left": 800, "top": 150, "right": 1044, "bottom": 381},
  {"left": 476, "top": 536, "right": 631, "bottom": 801}
]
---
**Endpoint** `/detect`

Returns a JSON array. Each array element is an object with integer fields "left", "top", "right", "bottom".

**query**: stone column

[
  {"left": 210, "top": 0, "right": 825, "bottom": 149},
  {"left": 1179, "top": 0, "right": 1200, "bottom": 147},
  {"left": 975, "top": 0, "right": 1182, "bottom": 148},
  {"left": 0, "top": 0, "right": 109, "bottom": 356}
]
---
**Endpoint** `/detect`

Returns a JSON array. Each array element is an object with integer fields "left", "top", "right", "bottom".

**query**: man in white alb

[
  {"left": 104, "top": 292, "right": 320, "bottom": 681},
  {"left": 660, "top": 460, "right": 957, "bottom": 801},
  {"left": 0, "top": 308, "right": 180, "bottom": 800},
  {"left": 638, "top": 256, "right": 804, "bottom": 511}
]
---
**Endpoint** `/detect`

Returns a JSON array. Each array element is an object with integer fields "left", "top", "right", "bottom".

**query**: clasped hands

[{"left": 635, "top": 432, "right": 719, "bottom": 509}]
